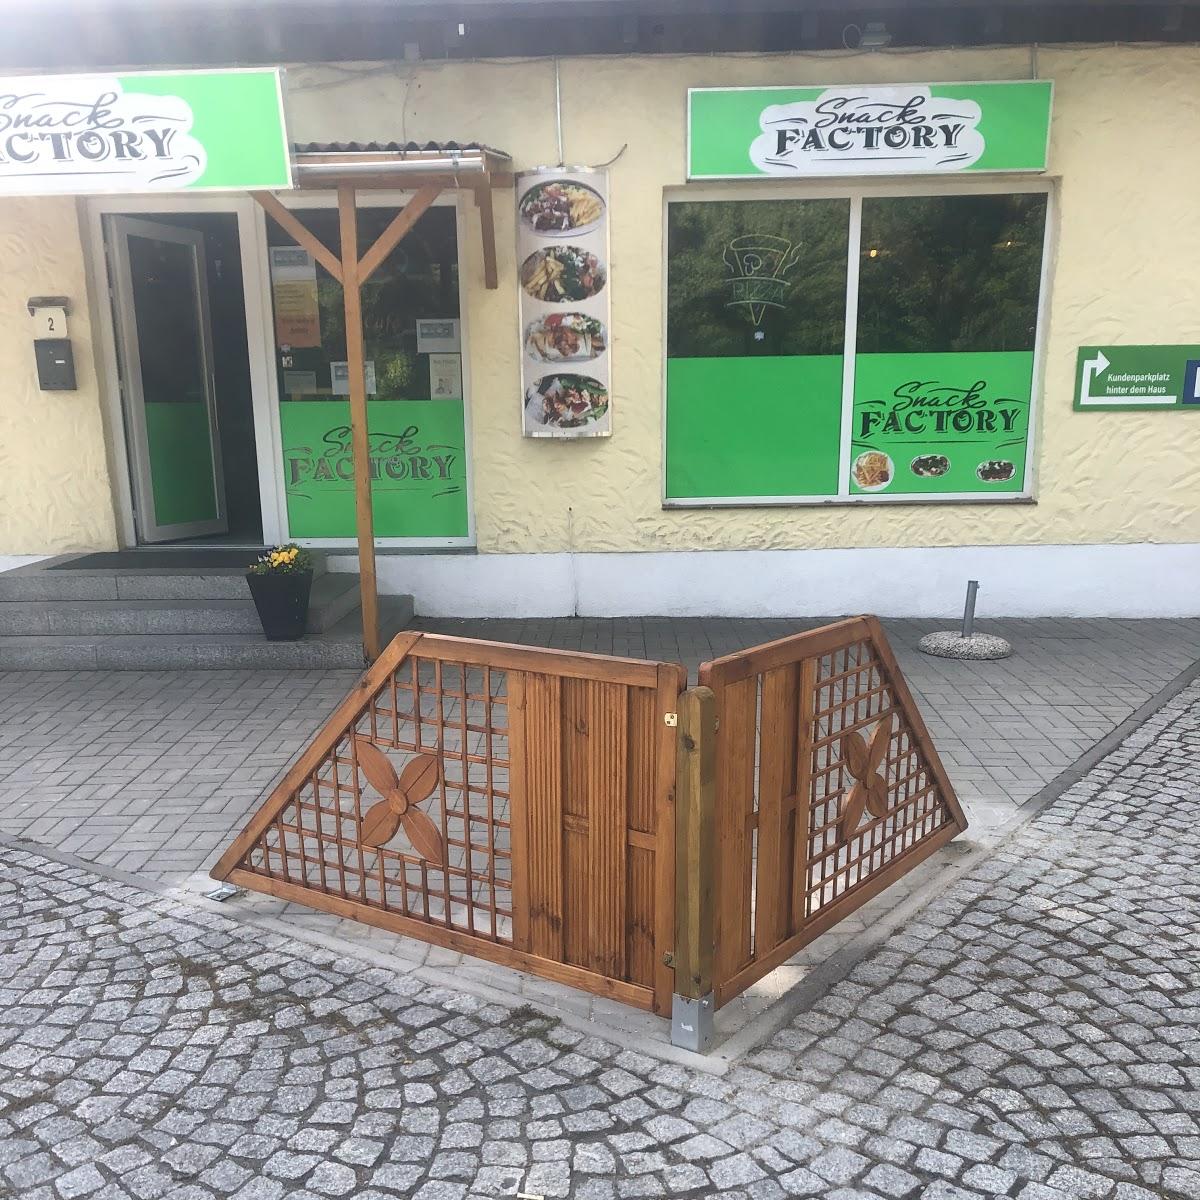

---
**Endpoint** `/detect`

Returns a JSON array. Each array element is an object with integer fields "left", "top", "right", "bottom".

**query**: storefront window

[
  {"left": 665, "top": 190, "right": 1048, "bottom": 504},
  {"left": 267, "top": 203, "right": 469, "bottom": 541},
  {"left": 666, "top": 199, "right": 849, "bottom": 500}
]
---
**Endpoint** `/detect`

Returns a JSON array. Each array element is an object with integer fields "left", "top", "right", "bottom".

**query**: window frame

[{"left": 660, "top": 176, "right": 1056, "bottom": 508}]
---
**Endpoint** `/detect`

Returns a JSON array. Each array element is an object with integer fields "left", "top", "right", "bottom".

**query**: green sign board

[
  {"left": 688, "top": 81, "right": 1053, "bottom": 180},
  {"left": 0, "top": 69, "right": 291, "bottom": 195},
  {"left": 280, "top": 400, "right": 469, "bottom": 539},
  {"left": 1074, "top": 345, "right": 1200, "bottom": 411}
]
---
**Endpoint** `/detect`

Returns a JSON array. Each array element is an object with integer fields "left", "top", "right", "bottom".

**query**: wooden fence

[
  {"left": 214, "top": 618, "right": 966, "bottom": 1032},
  {"left": 691, "top": 616, "right": 968, "bottom": 1008},
  {"left": 212, "top": 632, "right": 685, "bottom": 1015}
]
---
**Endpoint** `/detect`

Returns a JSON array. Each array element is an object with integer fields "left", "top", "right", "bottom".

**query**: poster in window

[
  {"left": 516, "top": 168, "right": 611, "bottom": 438},
  {"left": 269, "top": 247, "right": 321, "bottom": 349}
]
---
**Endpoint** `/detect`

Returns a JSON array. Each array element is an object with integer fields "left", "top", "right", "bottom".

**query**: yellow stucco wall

[
  {"left": 1, "top": 45, "right": 1195, "bottom": 556},
  {"left": 0, "top": 197, "right": 117, "bottom": 553},
  {"left": 284, "top": 44, "right": 1200, "bottom": 554}
]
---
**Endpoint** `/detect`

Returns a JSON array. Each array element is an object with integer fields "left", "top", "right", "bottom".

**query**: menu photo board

[{"left": 516, "top": 168, "right": 611, "bottom": 438}]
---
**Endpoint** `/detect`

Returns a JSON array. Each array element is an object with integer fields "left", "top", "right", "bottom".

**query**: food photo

[
  {"left": 524, "top": 312, "right": 607, "bottom": 363},
  {"left": 520, "top": 245, "right": 607, "bottom": 303},
  {"left": 524, "top": 373, "right": 610, "bottom": 430},
  {"left": 519, "top": 178, "right": 605, "bottom": 235},
  {"left": 852, "top": 450, "right": 893, "bottom": 491},
  {"left": 976, "top": 459, "right": 1016, "bottom": 482}
]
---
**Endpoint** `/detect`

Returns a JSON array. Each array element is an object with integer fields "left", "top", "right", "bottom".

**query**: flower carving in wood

[
  {"left": 354, "top": 737, "right": 445, "bottom": 862},
  {"left": 839, "top": 714, "right": 893, "bottom": 839}
]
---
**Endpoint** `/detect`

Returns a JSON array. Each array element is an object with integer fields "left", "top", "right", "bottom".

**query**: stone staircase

[{"left": 0, "top": 552, "right": 413, "bottom": 670}]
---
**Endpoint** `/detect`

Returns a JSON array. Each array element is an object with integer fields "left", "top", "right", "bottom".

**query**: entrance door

[{"left": 108, "top": 216, "right": 228, "bottom": 542}]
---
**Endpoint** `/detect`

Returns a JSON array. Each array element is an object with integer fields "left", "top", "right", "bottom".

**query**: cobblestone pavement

[{"left": 5, "top": 678, "right": 1200, "bottom": 1199}]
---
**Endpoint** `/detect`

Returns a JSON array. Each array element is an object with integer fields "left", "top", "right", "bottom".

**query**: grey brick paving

[{"left": 5, "top": 675, "right": 1200, "bottom": 1197}]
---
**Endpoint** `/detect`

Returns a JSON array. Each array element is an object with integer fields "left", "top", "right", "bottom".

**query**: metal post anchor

[{"left": 671, "top": 991, "right": 714, "bottom": 1052}]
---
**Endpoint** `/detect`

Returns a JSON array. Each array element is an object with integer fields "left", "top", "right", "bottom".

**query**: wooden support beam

[
  {"left": 337, "top": 184, "right": 381, "bottom": 663},
  {"left": 358, "top": 184, "right": 442, "bottom": 284},
  {"left": 475, "top": 184, "right": 498, "bottom": 290},
  {"left": 251, "top": 191, "right": 343, "bottom": 283},
  {"left": 675, "top": 685, "right": 716, "bottom": 1001}
]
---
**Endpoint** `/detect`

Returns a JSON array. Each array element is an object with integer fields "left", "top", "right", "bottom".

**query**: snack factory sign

[
  {"left": 0, "top": 69, "right": 291, "bottom": 195},
  {"left": 687, "top": 81, "right": 1052, "bottom": 179}
]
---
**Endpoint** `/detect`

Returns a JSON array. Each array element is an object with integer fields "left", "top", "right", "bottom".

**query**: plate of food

[
  {"left": 976, "top": 459, "right": 1016, "bottom": 482},
  {"left": 520, "top": 245, "right": 606, "bottom": 303},
  {"left": 524, "top": 312, "right": 607, "bottom": 363},
  {"left": 853, "top": 450, "right": 893, "bottom": 491},
  {"left": 910, "top": 453, "right": 950, "bottom": 478},
  {"left": 525, "top": 374, "right": 610, "bottom": 430},
  {"left": 519, "top": 179, "right": 605, "bottom": 236}
]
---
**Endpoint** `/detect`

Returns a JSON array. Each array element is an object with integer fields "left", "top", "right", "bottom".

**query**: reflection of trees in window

[
  {"left": 667, "top": 200, "right": 849, "bottom": 358},
  {"left": 857, "top": 194, "right": 1046, "bottom": 354},
  {"left": 268, "top": 206, "right": 459, "bottom": 399}
]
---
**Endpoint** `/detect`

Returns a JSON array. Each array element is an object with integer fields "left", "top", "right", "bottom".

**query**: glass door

[{"left": 107, "top": 215, "right": 228, "bottom": 542}]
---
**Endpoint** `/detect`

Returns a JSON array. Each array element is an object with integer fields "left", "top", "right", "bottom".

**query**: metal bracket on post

[
  {"left": 672, "top": 685, "right": 717, "bottom": 1053},
  {"left": 672, "top": 991, "right": 715, "bottom": 1053}
]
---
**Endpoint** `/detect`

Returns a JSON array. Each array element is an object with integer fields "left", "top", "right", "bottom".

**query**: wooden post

[
  {"left": 673, "top": 685, "right": 716, "bottom": 1051},
  {"left": 338, "top": 184, "right": 380, "bottom": 663}
]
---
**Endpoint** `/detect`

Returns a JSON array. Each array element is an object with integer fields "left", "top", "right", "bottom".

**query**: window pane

[
  {"left": 857, "top": 193, "right": 1047, "bottom": 353},
  {"left": 267, "top": 204, "right": 469, "bottom": 540},
  {"left": 850, "top": 193, "right": 1046, "bottom": 499},
  {"left": 665, "top": 198, "right": 848, "bottom": 499}
]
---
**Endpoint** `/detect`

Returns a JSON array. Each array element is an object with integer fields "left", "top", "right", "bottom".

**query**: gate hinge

[
  {"left": 662, "top": 951, "right": 676, "bottom": 967},
  {"left": 664, "top": 712, "right": 678, "bottom": 727}
]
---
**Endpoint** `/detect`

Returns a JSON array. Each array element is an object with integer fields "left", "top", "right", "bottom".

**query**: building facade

[{"left": 1, "top": 36, "right": 1198, "bottom": 617}]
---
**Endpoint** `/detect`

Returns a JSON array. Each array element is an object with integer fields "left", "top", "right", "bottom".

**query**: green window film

[
  {"left": 665, "top": 199, "right": 849, "bottom": 499},
  {"left": 851, "top": 194, "right": 1046, "bottom": 497},
  {"left": 267, "top": 206, "right": 469, "bottom": 540}
]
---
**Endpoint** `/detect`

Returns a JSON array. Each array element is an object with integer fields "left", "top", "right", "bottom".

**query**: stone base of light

[{"left": 918, "top": 631, "right": 1013, "bottom": 660}]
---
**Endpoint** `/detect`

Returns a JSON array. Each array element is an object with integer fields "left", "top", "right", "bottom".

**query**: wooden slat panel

[
  {"left": 626, "top": 846, "right": 656, "bottom": 988},
  {"left": 756, "top": 665, "right": 798, "bottom": 956},
  {"left": 626, "top": 687, "right": 656, "bottom": 834},
  {"left": 588, "top": 681, "right": 628, "bottom": 979},
  {"left": 523, "top": 673, "right": 564, "bottom": 960},
  {"left": 563, "top": 827, "right": 589, "bottom": 967},
  {"left": 506, "top": 671, "right": 531, "bottom": 952},
  {"left": 710, "top": 675, "right": 757, "bottom": 987},
  {"left": 789, "top": 657, "right": 818, "bottom": 933},
  {"left": 652, "top": 663, "right": 687, "bottom": 1013},
  {"left": 561, "top": 679, "right": 627, "bottom": 977}
]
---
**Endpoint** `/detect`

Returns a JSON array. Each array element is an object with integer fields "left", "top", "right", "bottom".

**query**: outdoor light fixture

[{"left": 859, "top": 21, "right": 892, "bottom": 49}]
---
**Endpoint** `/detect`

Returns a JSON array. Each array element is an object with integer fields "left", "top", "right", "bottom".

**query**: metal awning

[{"left": 291, "top": 141, "right": 512, "bottom": 189}]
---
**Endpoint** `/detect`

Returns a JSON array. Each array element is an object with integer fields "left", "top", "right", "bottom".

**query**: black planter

[{"left": 246, "top": 570, "right": 313, "bottom": 641}]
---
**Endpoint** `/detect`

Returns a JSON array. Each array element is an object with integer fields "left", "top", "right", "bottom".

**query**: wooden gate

[
  {"left": 693, "top": 616, "right": 968, "bottom": 1008},
  {"left": 213, "top": 632, "right": 685, "bottom": 1014}
]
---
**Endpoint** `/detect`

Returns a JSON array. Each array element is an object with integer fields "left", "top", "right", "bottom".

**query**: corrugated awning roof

[{"left": 293, "top": 140, "right": 510, "bottom": 158}]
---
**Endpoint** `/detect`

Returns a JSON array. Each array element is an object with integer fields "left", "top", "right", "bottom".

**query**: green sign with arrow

[{"left": 1074, "top": 345, "right": 1200, "bottom": 411}]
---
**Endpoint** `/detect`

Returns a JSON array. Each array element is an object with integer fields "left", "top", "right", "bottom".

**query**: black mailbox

[{"left": 34, "top": 339, "right": 76, "bottom": 391}]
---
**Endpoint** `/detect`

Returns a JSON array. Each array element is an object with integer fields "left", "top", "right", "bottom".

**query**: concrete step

[
  {"left": 0, "top": 552, "right": 328, "bottom": 602},
  {"left": 0, "top": 596, "right": 414, "bottom": 671},
  {"left": 0, "top": 573, "right": 361, "bottom": 636}
]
